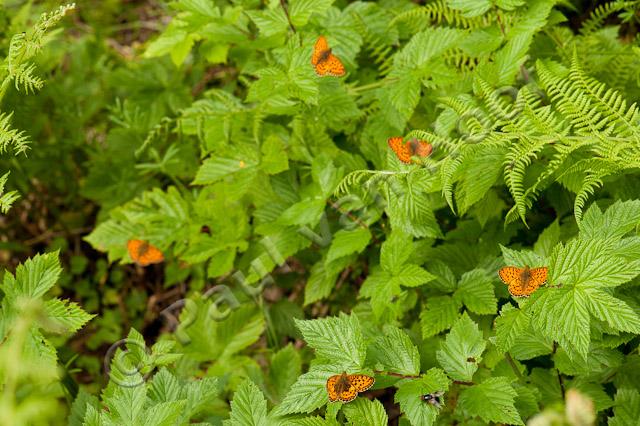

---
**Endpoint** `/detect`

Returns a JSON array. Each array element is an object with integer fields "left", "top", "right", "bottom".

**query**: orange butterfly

[
  {"left": 326, "top": 371, "right": 374, "bottom": 403},
  {"left": 127, "top": 239, "right": 164, "bottom": 266},
  {"left": 498, "top": 265, "right": 548, "bottom": 297},
  {"left": 311, "top": 35, "right": 346, "bottom": 77},
  {"left": 388, "top": 136, "right": 433, "bottom": 164}
]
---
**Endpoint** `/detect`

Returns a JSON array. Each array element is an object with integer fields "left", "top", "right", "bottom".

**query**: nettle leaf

[
  {"left": 269, "top": 344, "right": 302, "bottom": 403},
  {"left": 178, "top": 301, "right": 265, "bottom": 361},
  {"left": 500, "top": 245, "right": 545, "bottom": 267},
  {"left": 294, "top": 313, "right": 366, "bottom": 369},
  {"left": 246, "top": 2, "right": 289, "bottom": 37},
  {"left": 289, "top": 0, "right": 334, "bottom": 27},
  {"left": 579, "top": 200, "right": 640, "bottom": 241},
  {"left": 533, "top": 220, "right": 561, "bottom": 258},
  {"left": 304, "top": 256, "right": 353, "bottom": 305},
  {"left": 342, "top": 398, "right": 388, "bottom": 426},
  {"left": 454, "top": 269, "right": 497, "bottom": 315},
  {"left": 368, "top": 325, "right": 420, "bottom": 376},
  {"left": 495, "top": 303, "right": 531, "bottom": 353},
  {"left": 380, "top": 230, "right": 413, "bottom": 273},
  {"left": 549, "top": 238, "right": 640, "bottom": 289},
  {"left": 609, "top": 388, "right": 640, "bottom": 426},
  {"left": 227, "top": 379, "right": 268, "bottom": 426},
  {"left": 529, "top": 288, "right": 591, "bottom": 358},
  {"left": 457, "top": 377, "right": 524, "bottom": 425},
  {"left": 420, "top": 296, "right": 462, "bottom": 338},
  {"left": 456, "top": 145, "right": 508, "bottom": 214},
  {"left": 275, "top": 363, "right": 336, "bottom": 415},
  {"left": 42, "top": 299, "right": 95, "bottom": 334},
  {"left": 447, "top": 0, "right": 492, "bottom": 17},
  {"left": 325, "top": 228, "right": 371, "bottom": 263},
  {"left": 261, "top": 135, "right": 289, "bottom": 175},
  {"left": 436, "top": 313, "right": 486, "bottom": 381},
  {"left": 361, "top": 231, "right": 435, "bottom": 317},
  {"left": 6, "top": 251, "right": 62, "bottom": 299},
  {"left": 279, "top": 198, "right": 326, "bottom": 226},
  {"left": 395, "top": 368, "right": 451, "bottom": 426},
  {"left": 583, "top": 288, "right": 640, "bottom": 334}
]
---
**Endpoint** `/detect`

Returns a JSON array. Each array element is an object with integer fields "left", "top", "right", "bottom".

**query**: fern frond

[
  {"left": 391, "top": 0, "right": 493, "bottom": 29},
  {"left": 3, "top": 4, "right": 75, "bottom": 97},
  {"left": 335, "top": 170, "right": 405, "bottom": 197},
  {"left": 580, "top": 1, "right": 640, "bottom": 35},
  {"left": 405, "top": 129, "right": 461, "bottom": 154},
  {"left": 350, "top": 9, "right": 395, "bottom": 77},
  {"left": 537, "top": 59, "right": 618, "bottom": 151},
  {"left": 568, "top": 52, "right": 640, "bottom": 146},
  {"left": 0, "top": 112, "right": 30, "bottom": 154},
  {"left": 439, "top": 149, "right": 464, "bottom": 212},
  {"left": 0, "top": 172, "right": 20, "bottom": 214},
  {"left": 12, "top": 63, "right": 44, "bottom": 93},
  {"left": 439, "top": 95, "right": 493, "bottom": 138},
  {"left": 444, "top": 49, "right": 480, "bottom": 73}
]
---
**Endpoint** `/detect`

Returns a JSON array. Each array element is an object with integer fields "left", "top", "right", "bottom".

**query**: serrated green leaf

[
  {"left": 368, "top": 325, "right": 420, "bottom": 375},
  {"left": 275, "top": 364, "right": 336, "bottom": 415},
  {"left": 380, "top": 230, "right": 413, "bottom": 274},
  {"left": 579, "top": 200, "right": 640, "bottom": 241},
  {"left": 228, "top": 380, "right": 268, "bottom": 426},
  {"left": 5, "top": 251, "right": 62, "bottom": 299},
  {"left": 42, "top": 299, "right": 94, "bottom": 334},
  {"left": 394, "top": 369, "right": 451, "bottom": 426},
  {"left": 342, "top": 398, "right": 388, "bottom": 426},
  {"left": 325, "top": 228, "right": 371, "bottom": 263},
  {"left": 584, "top": 288, "right": 640, "bottom": 334},
  {"left": 454, "top": 269, "right": 497, "bottom": 315},
  {"left": 457, "top": 377, "right": 524, "bottom": 425},
  {"left": 420, "top": 296, "right": 461, "bottom": 338},
  {"left": 609, "top": 388, "right": 640, "bottom": 426},
  {"left": 447, "top": 0, "right": 491, "bottom": 17},
  {"left": 436, "top": 313, "right": 486, "bottom": 381},
  {"left": 279, "top": 198, "right": 326, "bottom": 226},
  {"left": 295, "top": 313, "right": 366, "bottom": 370},
  {"left": 495, "top": 304, "right": 530, "bottom": 353},
  {"left": 270, "top": 344, "right": 302, "bottom": 403}
]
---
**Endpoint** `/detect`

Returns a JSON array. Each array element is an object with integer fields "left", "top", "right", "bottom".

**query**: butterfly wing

[
  {"left": 138, "top": 243, "right": 164, "bottom": 266},
  {"left": 127, "top": 239, "right": 144, "bottom": 263},
  {"left": 312, "top": 35, "right": 329, "bottom": 66},
  {"left": 323, "top": 54, "right": 345, "bottom": 76},
  {"left": 413, "top": 140, "right": 433, "bottom": 158},
  {"left": 388, "top": 137, "right": 412, "bottom": 164},
  {"left": 326, "top": 374, "right": 341, "bottom": 402},
  {"left": 524, "top": 267, "right": 548, "bottom": 295},
  {"left": 348, "top": 374, "right": 374, "bottom": 392},
  {"left": 315, "top": 53, "right": 345, "bottom": 77},
  {"left": 128, "top": 239, "right": 164, "bottom": 266},
  {"left": 498, "top": 266, "right": 527, "bottom": 297},
  {"left": 338, "top": 383, "right": 358, "bottom": 403}
]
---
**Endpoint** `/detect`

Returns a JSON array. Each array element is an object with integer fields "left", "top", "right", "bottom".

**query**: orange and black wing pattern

[
  {"left": 388, "top": 136, "right": 413, "bottom": 164},
  {"left": 127, "top": 239, "right": 164, "bottom": 266},
  {"left": 326, "top": 372, "right": 374, "bottom": 403},
  {"left": 312, "top": 36, "right": 346, "bottom": 77},
  {"left": 388, "top": 137, "right": 433, "bottom": 164},
  {"left": 498, "top": 265, "right": 548, "bottom": 297}
]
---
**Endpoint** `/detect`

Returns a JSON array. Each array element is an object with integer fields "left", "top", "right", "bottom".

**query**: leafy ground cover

[{"left": 2, "top": 0, "right": 640, "bottom": 425}]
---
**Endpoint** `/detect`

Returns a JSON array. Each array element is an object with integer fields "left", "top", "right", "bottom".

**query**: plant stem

[
  {"left": 504, "top": 352, "right": 524, "bottom": 381},
  {"left": 279, "top": 0, "right": 296, "bottom": 34}
]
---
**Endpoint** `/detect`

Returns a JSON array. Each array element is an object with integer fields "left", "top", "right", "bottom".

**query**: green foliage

[
  {"left": 3, "top": 0, "right": 640, "bottom": 424},
  {"left": 0, "top": 252, "right": 93, "bottom": 424}
]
